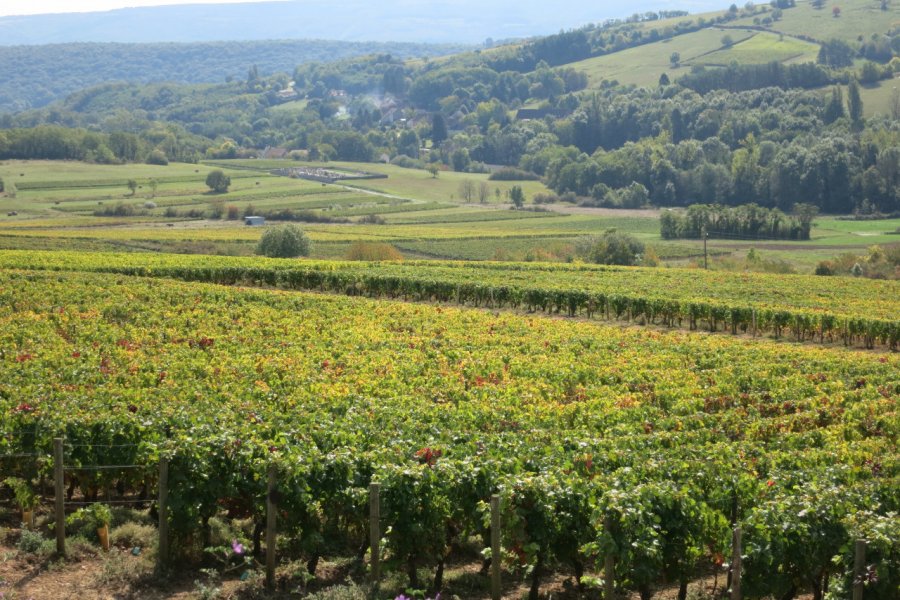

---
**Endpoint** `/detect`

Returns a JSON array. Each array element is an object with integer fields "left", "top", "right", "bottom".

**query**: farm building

[{"left": 244, "top": 216, "right": 266, "bottom": 226}]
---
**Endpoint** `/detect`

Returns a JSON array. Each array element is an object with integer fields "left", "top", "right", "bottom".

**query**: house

[{"left": 244, "top": 216, "right": 266, "bottom": 226}]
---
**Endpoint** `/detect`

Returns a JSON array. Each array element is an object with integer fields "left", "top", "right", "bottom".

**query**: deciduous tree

[{"left": 206, "top": 170, "right": 231, "bottom": 193}]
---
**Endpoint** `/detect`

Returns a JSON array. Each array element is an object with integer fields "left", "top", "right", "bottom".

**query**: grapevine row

[
  {"left": 1, "top": 250, "right": 893, "bottom": 348},
  {"left": 1, "top": 271, "right": 896, "bottom": 598}
]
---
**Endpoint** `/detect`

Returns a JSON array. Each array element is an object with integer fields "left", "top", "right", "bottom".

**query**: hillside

[
  {"left": 0, "top": 40, "right": 471, "bottom": 114},
  {"left": 2, "top": 0, "right": 899, "bottom": 222}
]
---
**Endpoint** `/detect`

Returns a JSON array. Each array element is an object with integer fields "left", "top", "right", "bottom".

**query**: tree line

[{"left": 659, "top": 203, "right": 816, "bottom": 240}]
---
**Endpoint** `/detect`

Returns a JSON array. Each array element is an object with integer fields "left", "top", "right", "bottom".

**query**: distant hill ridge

[
  {"left": 0, "top": 0, "right": 727, "bottom": 46},
  {"left": 0, "top": 40, "right": 470, "bottom": 114}
]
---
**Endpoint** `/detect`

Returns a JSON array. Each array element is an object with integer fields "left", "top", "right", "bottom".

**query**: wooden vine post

[
  {"left": 157, "top": 457, "right": 169, "bottom": 575},
  {"left": 53, "top": 437, "right": 65, "bottom": 555},
  {"left": 852, "top": 539, "right": 866, "bottom": 600},
  {"left": 369, "top": 482, "right": 381, "bottom": 592},
  {"left": 266, "top": 465, "right": 277, "bottom": 592},
  {"left": 490, "top": 494, "right": 501, "bottom": 600},
  {"left": 604, "top": 515, "right": 615, "bottom": 599},
  {"left": 731, "top": 526, "right": 742, "bottom": 600}
]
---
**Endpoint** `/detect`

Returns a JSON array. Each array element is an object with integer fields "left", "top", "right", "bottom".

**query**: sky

[
  {"left": 0, "top": 0, "right": 278, "bottom": 17},
  {"left": 0, "top": 0, "right": 720, "bottom": 18}
]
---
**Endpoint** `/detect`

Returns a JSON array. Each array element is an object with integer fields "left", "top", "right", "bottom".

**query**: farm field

[
  {"left": 0, "top": 268, "right": 897, "bottom": 599},
  {"left": 2, "top": 160, "right": 897, "bottom": 269}
]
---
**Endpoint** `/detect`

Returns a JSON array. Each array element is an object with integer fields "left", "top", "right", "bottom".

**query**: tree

[
  {"left": 451, "top": 148, "right": 470, "bottom": 172},
  {"left": 257, "top": 223, "right": 311, "bottom": 258},
  {"left": 206, "top": 169, "right": 231, "bottom": 193},
  {"left": 509, "top": 185, "right": 525, "bottom": 208},
  {"left": 832, "top": 6, "right": 840, "bottom": 17},
  {"left": 478, "top": 181, "right": 491, "bottom": 204},
  {"left": 817, "top": 38, "right": 855, "bottom": 68},
  {"left": 396, "top": 129, "right": 420, "bottom": 159},
  {"left": 859, "top": 61, "right": 881, "bottom": 85},
  {"left": 721, "top": 34, "right": 735, "bottom": 48},
  {"left": 659, "top": 73, "right": 670, "bottom": 86},
  {"left": 458, "top": 180, "right": 475, "bottom": 202},
  {"left": 670, "top": 52, "right": 681, "bottom": 67},
  {"left": 793, "top": 203, "right": 819, "bottom": 240},
  {"left": 848, "top": 78, "right": 864, "bottom": 125},
  {"left": 425, "top": 163, "right": 440, "bottom": 178},
  {"left": 431, "top": 113, "right": 448, "bottom": 145},
  {"left": 0, "top": 177, "right": 4, "bottom": 193},
  {"left": 127, "top": 179, "right": 137, "bottom": 196},
  {"left": 148, "top": 178, "right": 159, "bottom": 198},
  {"left": 823, "top": 86, "right": 845, "bottom": 124}
]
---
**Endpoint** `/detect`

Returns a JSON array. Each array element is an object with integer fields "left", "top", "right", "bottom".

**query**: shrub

[
  {"left": 17, "top": 528, "right": 46, "bottom": 554},
  {"left": 344, "top": 242, "right": 402, "bottom": 261},
  {"left": 110, "top": 522, "right": 157, "bottom": 550},
  {"left": 257, "top": 223, "right": 311, "bottom": 258},
  {"left": 489, "top": 167, "right": 541, "bottom": 181},
  {"left": 208, "top": 200, "right": 225, "bottom": 219},
  {"left": 576, "top": 229, "right": 645, "bottom": 266},
  {"left": 358, "top": 214, "right": 386, "bottom": 224},
  {"left": 94, "top": 202, "right": 138, "bottom": 217},
  {"left": 390, "top": 155, "right": 424, "bottom": 169},
  {"left": 532, "top": 192, "right": 560, "bottom": 204},
  {"left": 146, "top": 149, "right": 169, "bottom": 166},
  {"left": 815, "top": 261, "right": 835, "bottom": 276}
]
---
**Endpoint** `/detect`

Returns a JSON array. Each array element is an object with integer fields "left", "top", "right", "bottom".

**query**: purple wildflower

[{"left": 231, "top": 539, "right": 245, "bottom": 555}]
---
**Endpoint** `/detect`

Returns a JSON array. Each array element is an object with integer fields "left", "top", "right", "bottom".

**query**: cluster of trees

[
  {"left": 660, "top": 203, "right": 815, "bottom": 240},
  {"left": 0, "top": 124, "right": 209, "bottom": 164},
  {"left": 678, "top": 62, "right": 833, "bottom": 94},
  {"left": 538, "top": 85, "right": 899, "bottom": 215}
]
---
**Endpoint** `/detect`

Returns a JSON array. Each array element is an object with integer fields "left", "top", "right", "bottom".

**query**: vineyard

[
  {"left": 0, "top": 263, "right": 897, "bottom": 598},
  {"left": 0, "top": 250, "right": 897, "bottom": 349}
]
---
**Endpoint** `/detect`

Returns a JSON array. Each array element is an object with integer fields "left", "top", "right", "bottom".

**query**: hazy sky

[{"left": 0, "top": 1, "right": 278, "bottom": 17}]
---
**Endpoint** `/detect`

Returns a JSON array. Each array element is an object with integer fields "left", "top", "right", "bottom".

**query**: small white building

[{"left": 244, "top": 216, "right": 266, "bottom": 226}]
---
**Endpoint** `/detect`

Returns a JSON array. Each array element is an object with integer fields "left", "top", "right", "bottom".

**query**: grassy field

[
  {"left": 569, "top": 28, "right": 756, "bottom": 88},
  {"left": 857, "top": 78, "right": 900, "bottom": 118},
  {"left": 693, "top": 31, "right": 820, "bottom": 66},
  {"left": 732, "top": 0, "right": 900, "bottom": 44}
]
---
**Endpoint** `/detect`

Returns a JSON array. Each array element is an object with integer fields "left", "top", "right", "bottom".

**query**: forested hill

[
  {"left": 0, "top": 0, "right": 726, "bottom": 46},
  {"left": 0, "top": 40, "right": 470, "bottom": 114}
]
